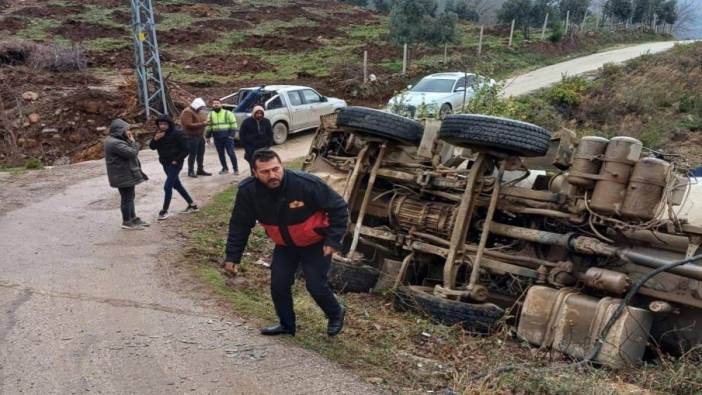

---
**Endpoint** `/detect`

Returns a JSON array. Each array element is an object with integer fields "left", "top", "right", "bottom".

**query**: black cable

[{"left": 471, "top": 253, "right": 702, "bottom": 381}]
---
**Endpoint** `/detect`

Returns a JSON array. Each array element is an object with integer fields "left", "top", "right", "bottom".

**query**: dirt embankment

[{"left": 0, "top": 41, "right": 137, "bottom": 165}]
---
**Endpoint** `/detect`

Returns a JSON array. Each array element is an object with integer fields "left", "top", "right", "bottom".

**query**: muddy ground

[{"left": 50, "top": 19, "right": 128, "bottom": 41}]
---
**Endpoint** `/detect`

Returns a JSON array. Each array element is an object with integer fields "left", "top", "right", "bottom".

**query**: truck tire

[
  {"left": 439, "top": 114, "right": 551, "bottom": 157},
  {"left": 393, "top": 285, "right": 504, "bottom": 334},
  {"left": 328, "top": 259, "right": 379, "bottom": 293},
  {"left": 272, "top": 122, "right": 288, "bottom": 145},
  {"left": 337, "top": 106, "right": 424, "bottom": 145}
]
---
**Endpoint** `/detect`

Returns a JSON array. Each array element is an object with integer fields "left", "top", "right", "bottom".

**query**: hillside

[
  {"left": 481, "top": 42, "right": 702, "bottom": 166},
  {"left": 0, "top": 0, "right": 671, "bottom": 166}
]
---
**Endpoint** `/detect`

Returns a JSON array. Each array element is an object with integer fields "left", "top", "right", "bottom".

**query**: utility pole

[
  {"left": 130, "top": 0, "right": 169, "bottom": 120},
  {"left": 508, "top": 19, "right": 515, "bottom": 48}
]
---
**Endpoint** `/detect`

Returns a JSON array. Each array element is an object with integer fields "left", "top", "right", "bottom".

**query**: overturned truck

[{"left": 303, "top": 107, "right": 702, "bottom": 368}]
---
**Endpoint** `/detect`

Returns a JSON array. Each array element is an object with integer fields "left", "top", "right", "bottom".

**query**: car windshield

[{"left": 410, "top": 78, "right": 455, "bottom": 93}]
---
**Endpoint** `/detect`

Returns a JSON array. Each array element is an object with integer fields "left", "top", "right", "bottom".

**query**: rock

[
  {"left": 96, "top": 126, "right": 107, "bottom": 133},
  {"left": 41, "top": 128, "right": 59, "bottom": 134},
  {"left": 53, "top": 156, "right": 70, "bottom": 166},
  {"left": 83, "top": 101, "right": 100, "bottom": 114},
  {"left": 22, "top": 91, "right": 39, "bottom": 101},
  {"left": 366, "top": 377, "right": 384, "bottom": 385},
  {"left": 28, "top": 113, "right": 41, "bottom": 124}
]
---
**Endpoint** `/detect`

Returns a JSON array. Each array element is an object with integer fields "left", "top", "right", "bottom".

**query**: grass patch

[
  {"left": 157, "top": 12, "right": 195, "bottom": 31},
  {"left": 83, "top": 37, "right": 130, "bottom": 52},
  {"left": 16, "top": 18, "right": 63, "bottom": 42},
  {"left": 0, "top": 158, "right": 44, "bottom": 175}
]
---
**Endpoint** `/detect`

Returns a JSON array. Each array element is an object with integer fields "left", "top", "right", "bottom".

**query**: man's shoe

[
  {"left": 157, "top": 211, "right": 169, "bottom": 221},
  {"left": 121, "top": 220, "right": 144, "bottom": 230},
  {"left": 219, "top": 168, "right": 228, "bottom": 175},
  {"left": 233, "top": 169, "right": 240, "bottom": 176},
  {"left": 187, "top": 171, "right": 197, "bottom": 178},
  {"left": 260, "top": 324, "right": 295, "bottom": 336},
  {"left": 197, "top": 170, "right": 212, "bottom": 176},
  {"left": 327, "top": 306, "right": 346, "bottom": 337},
  {"left": 133, "top": 217, "right": 150, "bottom": 227},
  {"left": 182, "top": 204, "right": 199, "bottom": 213}
]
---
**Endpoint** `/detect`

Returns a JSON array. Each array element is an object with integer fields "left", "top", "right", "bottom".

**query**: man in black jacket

[
  {"left": 149, "top": 115, "right": 199, "bottom": 221},
  {"left": 223, "top": 149, "right": 348, "bottom": 337},
  {"left": 239, "top": 105, "right": 273, "bottom": 172}
]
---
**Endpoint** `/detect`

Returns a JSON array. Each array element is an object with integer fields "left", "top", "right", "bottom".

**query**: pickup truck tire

[
  {"left": 337, "top": 107, "right": 423, "bottom": 145},
  {"left": 439, "top": 114, "right": 551, "bottom": 157},
  {"left": 272, "top": 122, "right": 288, "bottom": 145},
  {"left": 328, "top": 259, "right": 379, "bottom": 293},
  {"left": 394, "top": 285, "right": 504, "bottom": 334},
  {"left": 439, "top": 104, "right": 452, "bottom": 119}
]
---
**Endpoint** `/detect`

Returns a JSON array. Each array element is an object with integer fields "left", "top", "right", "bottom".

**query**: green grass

[
  {"left": 243, "top": 17, "right": 314, "bottom": 36},
  {"left": 0, "top": 158, "right": 44, "bottom": 175},
  {"left": 16, "top": 18, "right": 62, "bottom": 42},
  {"left": 83, "top": 37, "right": 131, "bottom": 52},
  {"left": 157, "top": 12, "right": 195, "bottom": 31}
]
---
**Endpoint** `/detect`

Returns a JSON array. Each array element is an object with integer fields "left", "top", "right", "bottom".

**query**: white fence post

[
  {"left": 443, "top": 43, "right": 448, "bottom": 63},
  {"left": 363, "top": 50, "right": 368, "bottom": 84},
  {"left": 541, "top": 13, "right": 549, "bottom": 40},
  {"left": 478, "top": 25, "right": 484, "bottom": 56},
  {"left": 508, "top": 19, "right": 515, "bottom": 48},
  {"left": 402, "top": 43, "right": 408, "bottom": 75}
]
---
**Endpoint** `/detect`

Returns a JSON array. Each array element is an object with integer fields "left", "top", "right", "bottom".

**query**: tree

[
  {"left": 425, "top": 11, "right": 459, "bottom": 44},
  {"left": 388, "top": 0, "right": 457, "bottom": 45},
  {"left": 604, "top": 0, "right": 633, "bottom": 22},
  {"left": 656, "top": 0, "right": 677, "bottom": 24},
  {"left": 497, "top": 0, "right": 534, "bottom": 39},
  {"left": 559, "top": 0, "right": 591, "bottom": 22},
  {"left": 339, "top": 0, "right": 368, "bottom": 6},
  {"left": 446, "top": 0, "right": 481, "bottom": 21},
  {"left": 372, "top": 0, "right": 391, "bottom": 13}
]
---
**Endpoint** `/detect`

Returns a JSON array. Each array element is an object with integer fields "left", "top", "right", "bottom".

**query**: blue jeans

[
  {"left": 118, "top": 186, "right": 136, "bottom": 222},
  {"left": 213, "top": 135, "right": 238, "bottom": 171},
  {"left": 162, "top": 162, "right": 193, "bottom": 212}
]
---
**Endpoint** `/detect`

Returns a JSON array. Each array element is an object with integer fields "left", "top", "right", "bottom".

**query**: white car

[
  {"left": 220, "top": 85, "right": 347, "bottom": 144},
  {"left": 387, "top": 72, "right": 496, "bottom": 119}
]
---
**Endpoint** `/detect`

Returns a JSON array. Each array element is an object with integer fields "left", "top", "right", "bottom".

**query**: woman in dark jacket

[
  {"left": 239, "top": 105, "right": 274, "bottom": 172},
  {"left": 104, "top": 118, "right": 148, "bottom": 230},
  {"left": 149, "top": 115, "right": 199, "bottom": 221}
]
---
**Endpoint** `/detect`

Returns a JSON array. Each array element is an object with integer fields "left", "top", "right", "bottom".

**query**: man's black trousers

[
  {"left": 270, "top": 243, "right": 341, "bottom": 331},
  {"left": 187, "top": 135, "right": 206, "bottom": 173}
]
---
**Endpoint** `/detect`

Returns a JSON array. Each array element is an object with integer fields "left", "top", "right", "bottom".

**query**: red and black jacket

[{"left": 225, "top": 170, "right": 349, "bottom": 263}]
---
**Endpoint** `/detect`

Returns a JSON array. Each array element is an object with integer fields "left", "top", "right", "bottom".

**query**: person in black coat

[
  {"left": 104, "top": 118, "right": 148, "bottom": 230},
  {"left": 149, "top": 115, "right": 199, "bottom": 220},
  {"left": 223, "top": 149, "right": 349, "bottom": 337},
  {"left": 239, "top": 105, "right": 273, "bottom": 172}
]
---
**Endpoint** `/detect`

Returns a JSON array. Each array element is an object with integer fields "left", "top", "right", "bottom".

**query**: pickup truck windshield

[{"left": 410, "top": 79, "right": 455, "bottom": 93}]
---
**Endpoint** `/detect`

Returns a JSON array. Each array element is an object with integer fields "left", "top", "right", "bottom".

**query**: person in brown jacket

[{"left": 180, "top": 97, "right": 212, "bottom": 177}]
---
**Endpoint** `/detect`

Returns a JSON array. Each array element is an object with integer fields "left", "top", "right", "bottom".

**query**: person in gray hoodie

[{"left": 104, "top": 119, "right": 149, "bottom": 230}]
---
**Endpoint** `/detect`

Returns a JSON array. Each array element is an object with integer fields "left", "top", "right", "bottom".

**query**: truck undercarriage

[{"left": 302, "top": 107, "right": 702, "bottom": 368}]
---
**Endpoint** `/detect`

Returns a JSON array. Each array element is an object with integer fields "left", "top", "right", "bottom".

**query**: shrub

[{"left": 543, "top": 75, "right": 590, "bottom": 108}]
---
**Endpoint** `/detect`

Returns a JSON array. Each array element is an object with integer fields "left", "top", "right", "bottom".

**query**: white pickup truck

[{"left": 220, "top": 85, "right": 347, "bottom": 144}]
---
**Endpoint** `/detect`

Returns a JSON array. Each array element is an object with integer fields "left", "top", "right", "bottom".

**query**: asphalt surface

[
  {"left": 0, "top": 41, "right": 690, "bottom": 394},
  {"left": 502, "top": 40, "right": 693, "bottom": 97}
]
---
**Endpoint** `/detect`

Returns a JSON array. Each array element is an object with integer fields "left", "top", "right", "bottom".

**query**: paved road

[
  {"left": 0, "top": 41, "right": 689, "bottom": 394},
  {"left": 502, "top": 40, "right": 693, "bottom": 97},
  {"left": 0, "top": 136, "right": 377, "bottom": 394}
]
